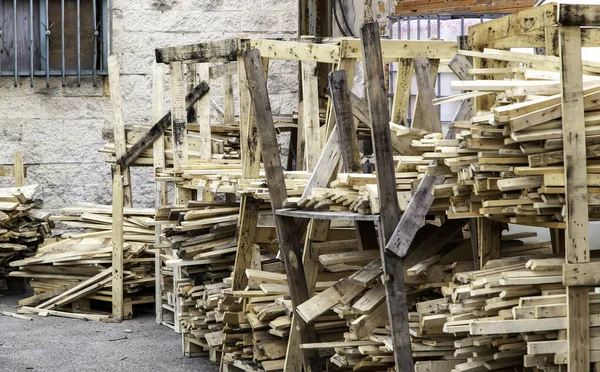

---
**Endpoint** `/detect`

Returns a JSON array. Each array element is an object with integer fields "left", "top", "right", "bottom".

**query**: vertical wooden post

[
  {"left": 107, "top": 55, "right": 133, "bottom": 208},
  {"left": 243, "top": 48, "right": 321, "bottom": 372},
  {"left": 302, "top": 60, "right": 321, "bottom": 171},
  {"left": 412, "top": 58, "right": 441, "bottom": 133},
  {"left": 197, "top": 63, "right": 212, "bottom": 162},
  {"left": 390, "top": 58, "right": 413, "bottom": 126},
  {"left": 111, "top": 165, "right": 124, "bottom": 321},
  {"left": 559, "top": 25, "right": 591, "bottom": 372},
  {"left": 231, "top": 44, "right": 269, "bottom": 291},
  {"left": 152, "top": 63, "right": 167, "bottom": 325},
  {"left": 477, "top": 218, "right": 503, "bottom": 268},
  {"left": 361, "top": 21, "right": 414, "bottom": 372},
  {"left": 170, "top": 61, "right": 192, "bottom": 205},
  {"left": 223, "top": 73, "right": 235, "bottom": 124},
  {"left": 13, "top": 152, "right": 24, "bottom": 187}
]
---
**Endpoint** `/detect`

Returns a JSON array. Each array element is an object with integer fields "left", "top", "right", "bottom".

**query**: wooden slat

[
  {"left": 329, "top": 70, "right": 361, "bottom": 173},
  {"left": 302, "top": 61, "right": 321, "bottom": 171},
  {"left": 111, "top": 165, "right": 124, "bottom": 321},
  {"left": 390, "top": 58, "right": 413, "bottom": 126},
  {"left": 412, "top": 58, "right": 441, "bottom": 133}
]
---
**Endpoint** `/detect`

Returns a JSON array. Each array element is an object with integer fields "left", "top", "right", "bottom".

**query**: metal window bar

[
  {"left": 1, "top": 0, "right": 109, "bottom": 87},
  {"left": 387, "top": 13, "right": 508, "bottom": 125}
]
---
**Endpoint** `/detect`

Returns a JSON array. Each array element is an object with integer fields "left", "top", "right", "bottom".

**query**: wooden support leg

[
  {"left": 559, "top": 25, "right": 591, "bottom": 372},
  {"left": 361, "top": 22, "right": 414, "bottom": 372},
  {"left": 550, "top": 228, "right": 566, "bottom": 255},
  {"left": 390, "top": 59, "right": 413, "bottom": 127},
  {"left": 478, "top": 218, "right": 503, "bottom": 269},
  {"left": 111, "top": 165, "right": 124, "bottom": 321},
  {"left": 243, "top": 48, "right": 321, "bottom": 372},
  {"left": 412, "top": 58, "right": 441, "bottom": 133},
  {"left": 231, "top": 197, "right": 261, "bottom": 290}
]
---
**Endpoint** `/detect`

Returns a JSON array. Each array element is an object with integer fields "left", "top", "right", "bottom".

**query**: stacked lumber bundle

[
  {"left": 9, "top": 204, "right": 156, "bottom": 317},
  {"left": 0, "top": 185, "right": 51, "bottom": 290},
  {"left": 101, "top": 124, "right": 241, "bottom": 166},
  {"left": 10, "top": 236, "right": 155, "bottom": 316},
  {"left": 423, "top": 49, "right": 600, "bottom": 225}
]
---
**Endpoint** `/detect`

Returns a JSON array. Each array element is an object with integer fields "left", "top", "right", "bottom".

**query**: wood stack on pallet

[
  {"left": 418, "top": 48, "right": 600, "bottom": 227},
  {"left": 10, "top": 204, "right": 156, "bottom": 319},
  {"left": 0, "top": 185, "right": 51, "bottom": 291},
  {"left": 101, "top": 124, "right": 242, "bottom": 166}
]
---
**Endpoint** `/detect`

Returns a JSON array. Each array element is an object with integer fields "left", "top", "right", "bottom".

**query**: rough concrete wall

[{"left": 0, "top": 0, "right": 298, "bottom": 214}]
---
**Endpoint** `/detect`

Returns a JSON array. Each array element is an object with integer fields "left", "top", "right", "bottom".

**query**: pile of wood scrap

[
  {"left": 52, "top": 203, "right": 156, "bottom": 243},
  {"left": 101, "top": 124, "right": 242, "bottom": 166},
  {"left": 10, "top": 236, "right": 155, "bottom": 317},
  {"left": 10, "top": 204, "right": 156, "bottom": 318},
  {"left": 0, "top": 185, "right": 51, "bottom": 290},
  {"left": 422, "top": 49, "right": 600, "bottom": 226}
]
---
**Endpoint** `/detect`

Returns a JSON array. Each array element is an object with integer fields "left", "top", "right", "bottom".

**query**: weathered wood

[
  {"left": 329, "top": 70, "right": 361, "bottom": 174},
  {"left": 116, "top": 82, "right": 210, "bottom": 169},
  {"left": 197, "top": 64, "right": 212, "bottom": 162},
  {"left": 468, "top": 4, "right": 557, "bottom": 48},
  {"left": 231, "top": 199, "right": 260, "bottom": 291},
  {"left": 391, "top": 58, "right": 413, "bottom": 126},
  {"left": 155, "top": 39, "right": 238, "bottom": 64},
  {"left": 111, "top": 165, "right": 124, "bottom": 321},
  {"left": 404, "top": 219, "right": 469, "bottom": 267},
  {"left": 478, "top": 218, "right": 504, "bottom": 268},
  {"left": 412, "top": 58, "right": 441, "bottom": 133},
  {"left": 560, "top": 25, "right": 591, "bottom": 372},
  {"left": 242, "top": 48, "right": 321, "bottom": 372},
  {"left": 13, "top": 152, "right": 24, "bottom": 187},
  {"left": 361, "top": 21, "right": 413, "bottom": 372},
  {"left": 558, "top": 4, "right": 600, "bottom": 27},
  {"left": 170, "top": 61, "right": 193, "bottom": 205},
  {"left": 302, "top": 61, "right": 321, "bottom": 171},
  {"left": 107, "top": 56, "right": 133, "bottom": 208}
]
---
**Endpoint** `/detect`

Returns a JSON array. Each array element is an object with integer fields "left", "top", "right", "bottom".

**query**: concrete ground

[{"left": 0, "top": 292, "right": 220, "bottom": 372}]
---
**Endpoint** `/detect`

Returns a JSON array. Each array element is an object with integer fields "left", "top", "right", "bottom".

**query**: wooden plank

[
  {"left": 223, "top": 73, "right": 235, "bottom": 123},
  {"left": 13, "top": 152, "right": 24, "bottom": 187},
  {"left": 329, "top": 70, "right": 361, "bottom": 173},
  {"left": 111, "top": 166, "right": 124, "bottom": 321},
  {"left": 116, "top": 82, "right": 209, "bottom": 169},
  {"left": 560, "top": 26, "right": 591, "bottom": 372},
  {"left": 231, "top": 198, "right": 260, "bottom": 291},
  {"left": 197, "top": 63, "right": 212, "bottom": 161},
  {"left": 361, "top": 21, "right": 413, "bottom": 372},
  {"left": 478, "top": 218, "right": 504, "bottom": 269},
  {"left": 302, "top": 61, "right": 321, "bottom": 171},
  {"left": 242, "top": 48, "right": 321, "bottom": 372},
  {"left": 468, "top": 4, "right": 557, "bottom": 48},
  {"left": 107, "top": 55, "right": 132, "bottom": 208},
  {"left": 155, "top": 38, "right": 238, "bottom": 64},
  {"left": 558, "top": 4, "right": 600, "bottom": 27},
  {"left": 390, "top": 58, "right": 413, "bottom": 126},
  {"left": 170, "top": 61, "right": 193, "bottom": 205},
  {"left": 412, "top": 58, "right": 441, "bottom": 133}
]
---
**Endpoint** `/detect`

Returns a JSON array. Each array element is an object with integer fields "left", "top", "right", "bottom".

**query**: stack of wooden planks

[
  {"left": 10, "top": 204, "right": 156, "bottom": 318},
  {"left": 101, "top": 124, "right": 242, "bottom": 167},
  {"left": 421, "top": 49, "right": 600, "bottom": 226},
  {"left": 0, "top": 185, "right": 51, "bottom": 291}
]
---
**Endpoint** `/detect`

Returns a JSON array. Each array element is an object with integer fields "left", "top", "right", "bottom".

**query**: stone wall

[{"left": 0, "top": 0, "right": 299, "bottom": 214}]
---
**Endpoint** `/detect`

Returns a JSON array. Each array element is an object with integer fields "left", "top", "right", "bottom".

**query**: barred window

[{"left": 0, "top": 0, "right": 108, "bottom": 87}]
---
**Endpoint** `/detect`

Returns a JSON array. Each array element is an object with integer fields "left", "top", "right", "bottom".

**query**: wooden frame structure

[{"left": 109, "top": 5, "right": 600, "bottom": 369}]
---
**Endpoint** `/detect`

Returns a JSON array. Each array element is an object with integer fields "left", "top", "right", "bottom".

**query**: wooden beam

[
  {"left": 197, "top": 64, "right": 212, "bottom": 162},
  {"left": 116, "top": 82, "right": 210, "bottom": 169},
  {"left": 468, "top": 4, "right": 557, "bottom": 48},
  {"left": 412, "top": 58, "right": 441, "bottom": 133},
  {"left": 329, "top": 70, "right": 361, "bottom": 173},
  {"left": 111, "top": 165, "right": 124, "bottom": 321},
  {"left": 478, "top": 218, "right": 504, "bottom": 268},
  {"left": 170, "top": 61, "right": 193, "bottom": 205},
  {"left": 13, "top": 152, "right": 24, "bottom": 187},
  {"left": 107, "top": 56, "right": 132, "bottom": 207},
  {"left": 391, "top": 58, "right": 413, "bottom": 127},
  {"left": 242, "top": 48, "right": 321, "bottom": 372},
  {"left": 560, "top": 25, "right": 591, "bottom": 372},
  {"left": 559, "top": 4, "right": 600, "bottom": 27},
  {"left": 155, "top": 39, "right": 238, "bottom": 64},
  {"left": 361, "top": 21, "right": 414, "bottom": 372},
  {"left": 302, "top": 61, "right": 321, "bottom": 171}
]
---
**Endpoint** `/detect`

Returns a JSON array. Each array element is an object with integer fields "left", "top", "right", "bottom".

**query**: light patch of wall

[{"left": 0, "top": 0, "right": 298, "bottom": 215}]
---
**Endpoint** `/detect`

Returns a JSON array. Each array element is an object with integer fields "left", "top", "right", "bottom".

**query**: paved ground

[{"left": 0, "top": 292, "right": 220, "bottom": 372}]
